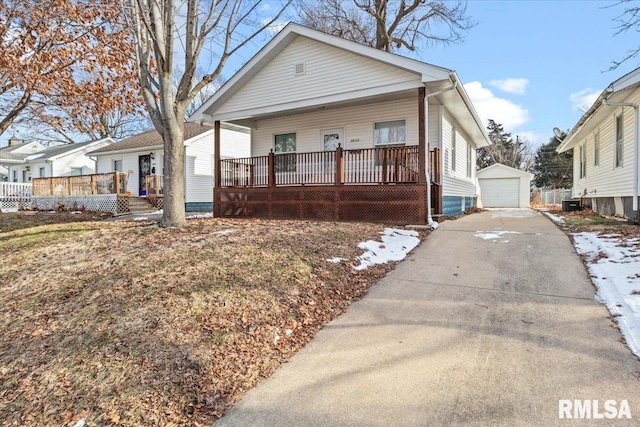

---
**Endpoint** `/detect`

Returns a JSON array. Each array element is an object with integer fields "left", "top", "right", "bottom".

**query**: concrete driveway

[{"left": 215, "top": 210, "right": 640, "bottom": 426}]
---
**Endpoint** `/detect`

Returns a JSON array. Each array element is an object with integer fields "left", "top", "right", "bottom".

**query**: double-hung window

[
  {"left": 451, "top": 128, "right": 457, "bottom": 172},
  {"left": 466, "top": 143, "right": 473, "bottom": 178},
  {"left": 274, "top": 133, "right": 296, "bottom": 172},
  {"left": 374, "top": 120, "right": 406, "bottom": 146},
  {"left": 579, "top": 144, "right": 586, "bottom": 179},
  {"left": 615, "top": 114, "right": 624, "bottom": 167},
  {"left": 593, "top": 131, "right": 599, "bottom": 166},
  {"left": 114, "top": 159, "right": 123, "bottom": 172}
]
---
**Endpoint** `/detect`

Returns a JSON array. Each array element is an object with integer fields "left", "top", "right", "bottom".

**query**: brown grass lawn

[
  {"left": 542, "top": 206, "right": 640, "bottom": 237},
  {"left": 0, "top": 212, "right": 427, "bottom": 426}
]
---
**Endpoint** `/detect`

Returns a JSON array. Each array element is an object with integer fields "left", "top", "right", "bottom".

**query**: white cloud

[
  {"left": 514, "top": 130, "right": 543, "bottom": 148},
  {"left": 464, "top": 81, "right": 530, "bottom": 130},
  {"left": 570, "top": 88, "right": 600, "bottom": 112},
  {"left": 488, "top": 78, "right": 529, "bottom": 95},
  {"left": 262, "top": 19, "right": 288, "bottom": 35}
]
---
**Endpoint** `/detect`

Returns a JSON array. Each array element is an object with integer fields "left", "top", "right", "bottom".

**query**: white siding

[
  {"left": 441, "top": 110, "right": 477, "bottom": 197},
  {"left": 252, "top": 98, "right": 418, "bottom": 155},
  {"left": 217, "top": 36, "right": 421, "bottom": 115},
  {"left": 572, "top": 90, "right": 638, "bottom": 198},
  {"left": 220, "top": 128, "right": 251, "bottom": 158},
  {"left": 97, "top": 153, "right": 147, "bottom": 196},
  {"left": 428, "top": 103, "right": 441, "bottom": 148},
  {"left": 29, "top": 162, "right": 53, "bottom": 178}
]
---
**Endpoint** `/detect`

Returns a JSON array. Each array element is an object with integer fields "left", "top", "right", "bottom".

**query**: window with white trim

[
  {"left": 579, "top": 144, "right": 586, "bottom": 179},
  {"left": 615, "top": 114, "right": 624, "bottom": 167},
  {"left": 113, "top": 159, "right": 123, "bottom": 172},
  {"left": 451, "top": 127, "right": 457, "bottom": 172},
  {"left": 593, "top": 130, "right": 599, "bottom": 166},
  {"left": 374, "top": 120, "right": 406, "bottom": 146},
  {"left": 274, "top": 133, "right": 296, "bottom": 172},
  {"left": 466, "top": 143, "right": 473, "bottom": 178},
  {"left": 39, "top": 167, "right": 45, "bottom": 178}
]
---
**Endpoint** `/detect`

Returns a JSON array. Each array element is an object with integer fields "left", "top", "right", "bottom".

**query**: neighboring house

[
  {"left": 2, "top": 137, "right": 114, "bottom": 183},
  {"left": 557, "top": 67, "right": 640, "bottom": 219},
  {"left": 88, "top": 122, "right": 250, "bottom": 211},
  {"left": 190, "top": 23, "right": 490, "bottom": 224},
  {"left": 0, "top": 137, "right": 46, "bottom": 182},
  {"left": 477, "top": 163, "right": 533, "bottom": 209}
]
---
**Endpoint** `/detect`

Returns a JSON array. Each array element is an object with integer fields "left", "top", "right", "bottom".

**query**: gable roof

[
  {"left": 558, "top": 67, "right": 640, "bottom": 153},
  {"left": 0, "top": 141, "right": 46, "bottom": 164},
  {"left": 25, "top": 137, "right": 114, "bottom": 162},
  {"left": 189, "top": 23, "right": 490, "bottom": 147},
  {"left": 476, "top": 163, "right": 534, "bottom": 179},
  {"left": 90, "top": 122, "right": 214, "bottom": 155}
]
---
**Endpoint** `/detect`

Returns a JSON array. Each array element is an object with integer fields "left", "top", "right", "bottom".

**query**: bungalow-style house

[
  {"left": 0, "top": 136, "right": 46, "bottom": 182},
  {"left": 88, "top": 122, "right": 250, "bottom": 211},
  {"left": 2, "top": 137, "right": 114, "bottom": 183},
  {"left": 190, "top": 23, "right": 490, "bottom": 224},
  {"left": 557, "top": 67, "right": 640, "bottom": 219}
]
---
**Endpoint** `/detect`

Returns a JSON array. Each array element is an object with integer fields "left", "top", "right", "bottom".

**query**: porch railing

[
  {"left": 145, "top": 175, "right": 164, "bottom": 197},
  {"left": 220, "top": 145, "right": 422, "bottom": 187},
  {"left": 32, "top": 172, "right": 127, "bottom": 196}
]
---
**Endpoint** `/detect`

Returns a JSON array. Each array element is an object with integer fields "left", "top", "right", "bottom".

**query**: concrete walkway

[{"left": 215, "top": 210, "right": 640, "bottom": 426}]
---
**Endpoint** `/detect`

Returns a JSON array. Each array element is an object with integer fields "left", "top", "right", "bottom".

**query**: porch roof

[{"left": 190, "top": 23, "right": 490, "bottom": 148}]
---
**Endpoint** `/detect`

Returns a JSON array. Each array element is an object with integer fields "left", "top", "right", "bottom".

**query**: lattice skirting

[
  {"left": 215, "top": 184, "right": 428, "bottom": 224},
  {"left": 0, "top": 198, "right": 31, "bottom": 211},
  {"left": 32, "top": 195, "right": 129, "bottom": 215},
  {"left": 147, "top": 196, "right": 164, "bottom": 209}
]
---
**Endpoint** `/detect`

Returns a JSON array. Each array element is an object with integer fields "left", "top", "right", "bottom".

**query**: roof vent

[{"left": 295, "top": 62, "right": 305, "bottom": 76}]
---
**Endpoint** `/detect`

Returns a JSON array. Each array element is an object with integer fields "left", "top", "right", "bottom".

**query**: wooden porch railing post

[
  {"left": 382, "top": 147, "right": 388, "bottom": 183},
  {"left": 91, "top": 175, "right": 97, "bottom": 194},
  {"left": 335, "top": 144, "right": 343, "bottom": 185},
  {"left": 268, "top": 150, "right": 275, "bottom": 187},
  {"left": 115, "top": 172, "right": 121, "bottom": 195},
  {"left": 418, "top": 86, "right": 427, "bottom": 184},
  {"left": 66, "top": 177, "right": 71, "bottom": 195}
]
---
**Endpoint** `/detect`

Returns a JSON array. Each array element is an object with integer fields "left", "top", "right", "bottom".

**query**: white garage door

[{"left": 480, "top": 178, "right": 520, "bottom": 208}]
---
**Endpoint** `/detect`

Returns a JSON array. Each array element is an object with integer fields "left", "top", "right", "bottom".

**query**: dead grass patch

[{"left": 0, "top": 215, "right": 427, "bottom": 426}]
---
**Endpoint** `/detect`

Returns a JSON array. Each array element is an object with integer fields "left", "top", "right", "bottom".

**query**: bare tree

[
  {"left": 609, "top": 0, "right": 640, "bottom": 70},
  {"left": 297, "top": 0, "right": 475, "bottom": 53},
  {"left": 121, "top": 0, "right": 290, "bottom": 227}
]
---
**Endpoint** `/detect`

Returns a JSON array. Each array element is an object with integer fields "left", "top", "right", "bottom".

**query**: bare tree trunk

[{"left": 160, "top": 122, "right": 186, "bottom": 227}]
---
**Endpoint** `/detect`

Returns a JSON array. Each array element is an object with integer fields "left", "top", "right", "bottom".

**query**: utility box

[{"left": 562, "top": 200, "right": 581, "bottom": 212}]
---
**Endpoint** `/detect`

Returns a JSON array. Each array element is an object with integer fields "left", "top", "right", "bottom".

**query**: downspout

[
  {"left": 602, "top": 98, "right": 639, "bottom": 211},
  {"left": 422, "top": 77, "right": 457, "bottom": 228}
]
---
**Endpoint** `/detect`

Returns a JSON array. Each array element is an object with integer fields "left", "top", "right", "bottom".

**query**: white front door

[{"left": 321, "top": 128, "right": 344, "bottom": 151}]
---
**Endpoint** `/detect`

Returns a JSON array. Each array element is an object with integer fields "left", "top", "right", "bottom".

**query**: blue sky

[
  {"left": 422, "top": 0, "right": 640, "bottom": 147},
  {"left": 2, "top": 1, "right": 638, "bottom": 150}
]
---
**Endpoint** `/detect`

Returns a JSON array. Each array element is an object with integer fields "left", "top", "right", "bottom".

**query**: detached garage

[{"left": 477, "top": 163, "right": 533, "bottom": 208}]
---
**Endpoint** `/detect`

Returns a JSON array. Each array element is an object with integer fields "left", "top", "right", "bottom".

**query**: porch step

[{"left": 127, "top": 197, "right": 158, "bottom": 214}]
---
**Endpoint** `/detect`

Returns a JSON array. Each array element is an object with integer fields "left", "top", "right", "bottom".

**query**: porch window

[
  {"left": 579, "top": 144, "right": 586, "bottom": 179},
  {"left": 113, "top": 159, "right": 123, "bottom": 172},
  {"left": 274, "top": 133, "right": 296, "bottom": 172},
  {"left": 39, "top": 167, "right": 45, "bottom": 178},
  {"left": 374, "top": 120, "right": 406, "bottom": 146},
  {"left": 451, "top": 128, "right": 458, "bottom": 172},
  {"left": 615, "top": 114, "right": 623, "bottom": 167},
  {"left": 593, "top": 130, "right": 599, "bottom": 166}
]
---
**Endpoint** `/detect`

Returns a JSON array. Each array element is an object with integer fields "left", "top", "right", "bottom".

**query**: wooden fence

[{"left": 32, "top": 172, "right": 127, "bottom": 196}]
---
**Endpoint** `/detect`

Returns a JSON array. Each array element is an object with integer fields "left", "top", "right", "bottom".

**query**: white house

[
  {"left": 477, "top": 163, "right": 533, "bottom": 209},
  {"left": 0, "top": 137, "right": 46, "bottom": 182},
  {"left": 190, "top": 23, "right": 490, "bottom": 223},
  {"left": 88, "top": 122, "right": 250, "bottom": 211},
  {"left": 557, "top": 67, "right": 640, "bottom": 218},
  {"left": 2, "top": 137, "right": 112, "bottom": 183}
]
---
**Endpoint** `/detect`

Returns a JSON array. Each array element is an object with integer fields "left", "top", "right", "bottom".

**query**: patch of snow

[
  {"left": 285, "top": 329, "right": 293, "bottom": 336},
  {"left": 72, "top": 419, "right": 86, "bottom": 427},
  {"left": 1, "top": 207, "right": 18, "bottom": 212},
  {"left": 573, "top": 232, "right": 640, "bottom": 357},
  {"left": 187, "top": 212, "right": 213, "bottom": 219},
  {"left": 133, "top": 217, "right": 149, "bottom": 221},
  {"left": 491, "top": 210, "right": 536, "bottom": 218},
  {"left": 273, "top": 329, "right": 280, "bottom": 345},
  {"left": 148, "top": 209, "right": 163, "bottom": 215},
  {"left": 213, "top": 228, "right": 236, "bottom": 236},
  {"left": 353, "top": 228, "right": 420, "bottom": 271},
  {"left": 542, "top": 211, "right": 565, "bottom": 224},
  {"left": 70, "top": 211, "right": 82, "bottom": 215},
  {"left": 474, "top": 230, "right": 522, "bottom": 242},
  {"left": 326, "top": 257, "right": 346, "bottom": 263}
]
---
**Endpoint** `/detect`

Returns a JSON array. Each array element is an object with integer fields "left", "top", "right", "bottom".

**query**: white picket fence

[{"left": 0, "top": 182, "right": 32, "bottom": 211}]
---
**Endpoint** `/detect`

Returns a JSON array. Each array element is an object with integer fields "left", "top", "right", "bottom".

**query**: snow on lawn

[
  {"left": 186, "top": 212, "right": 213, "bottom": 219},
  {"left": 352, "top": 228, "right": 420, "bottom": 271},
  {"left": 542, "top": 211, "right": 565, "bottom": 224},
  {"left": 573, "top": 232, "right": 640, "bottom": 357}
]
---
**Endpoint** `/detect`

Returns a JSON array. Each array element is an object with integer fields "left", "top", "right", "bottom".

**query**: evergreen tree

[
  {"left": 532, "top": 132, "right": 573, "bottom": 188},
  {"left": 476, "top": 120, "right": 529, "bottom": 170}
]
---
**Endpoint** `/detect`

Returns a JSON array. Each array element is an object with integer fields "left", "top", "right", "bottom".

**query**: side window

[
  {"left": 451, "top": 127, "right": 456, "bottom": 172},
  {"left": 593, "top": 130, "right": 599, "bottom": 166},
  {"left": 615, "top": 114, "right": 623, "bottom": 167}
]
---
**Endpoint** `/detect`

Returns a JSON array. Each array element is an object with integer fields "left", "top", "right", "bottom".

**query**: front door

[{"left": 139, "top": 154, "right": 151, "bottom": 196}]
